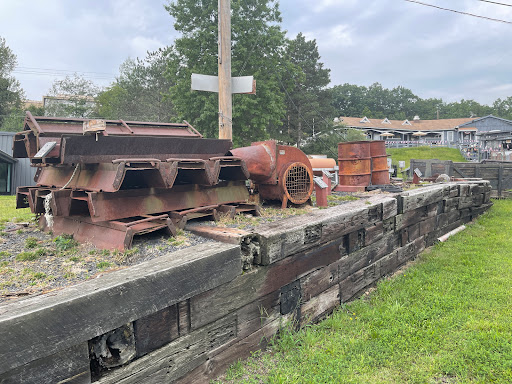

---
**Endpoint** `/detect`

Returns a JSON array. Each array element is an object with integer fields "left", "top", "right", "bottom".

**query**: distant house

[
  {"left": 0, "top": 132, "right": 36, "bottom": 195},
  {"left": 335, "top": 115, "right": 512, "bottom": 149}
]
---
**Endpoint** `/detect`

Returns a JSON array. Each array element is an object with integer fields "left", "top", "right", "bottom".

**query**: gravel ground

[
  {"left": 0, "top": 222, "right": 212, "bottom": 303},
  {"left": 0, "top": 191, "right": 363, "bottom": 304}
]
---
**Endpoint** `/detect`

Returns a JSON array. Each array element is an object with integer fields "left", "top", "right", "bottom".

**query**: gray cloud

[{"left": 0, "top": 0, "right": 510, "bottom": 105}]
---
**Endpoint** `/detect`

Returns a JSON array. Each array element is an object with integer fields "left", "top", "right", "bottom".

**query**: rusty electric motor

[{"left": 230, "top": 140, "right": 314, "bottom": 208}]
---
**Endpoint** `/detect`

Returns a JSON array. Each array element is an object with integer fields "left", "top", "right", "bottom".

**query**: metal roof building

[{"left": 0, "top": 132, "right": 36, "bottom": 195}]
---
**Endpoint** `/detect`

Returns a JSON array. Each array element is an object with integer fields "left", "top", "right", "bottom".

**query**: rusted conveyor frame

[
  {"left": 39, "top": 214, "right": 176, "bottom": 251},
  {"left": 35, "top": 157, "right": 249, "bottom": 192},
  {"left": 13, "top": 112, "right": 208, "bottom": 161},
  {"left": 20, "top": 180, "right": 250, "bottom": 222}
]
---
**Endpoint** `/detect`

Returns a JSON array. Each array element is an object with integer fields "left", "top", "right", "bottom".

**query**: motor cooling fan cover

[{"left": 280, "top": 162, "right": 314, "bottom": 205}]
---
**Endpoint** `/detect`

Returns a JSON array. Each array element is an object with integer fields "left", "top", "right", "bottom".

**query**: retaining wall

[
  {"left": 410, "top": 159, "right": 512, "bottom": 197},
  {"left": 0, "top": 181, "right": 492, "bottom": 383}
]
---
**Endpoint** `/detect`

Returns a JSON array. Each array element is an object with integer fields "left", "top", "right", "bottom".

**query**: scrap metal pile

[{"left": 14, "top": 112, "right": 314, "bottom": 250}]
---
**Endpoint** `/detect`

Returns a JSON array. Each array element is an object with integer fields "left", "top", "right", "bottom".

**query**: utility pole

[
  {"left": 218, "top": 0, "right": 232, "bottom": 140},
  {"left": 190, "top": 0, "right": 255, "bottom": 141}
]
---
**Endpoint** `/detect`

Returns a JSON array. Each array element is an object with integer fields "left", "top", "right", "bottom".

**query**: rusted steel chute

[{"left": 15, "top": 114, "right": 314, "bottom": 250}]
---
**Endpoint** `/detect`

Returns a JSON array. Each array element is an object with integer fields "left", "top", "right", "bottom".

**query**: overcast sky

[{"left": 1, "top": 0, "right": 511, "bottom": 106}]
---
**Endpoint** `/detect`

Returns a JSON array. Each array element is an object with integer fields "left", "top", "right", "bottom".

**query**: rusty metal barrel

[
  {"left": 338, "top": 141, "right": 371, "bottom": 187},
  {"left": 370, "top": 140, "right": 390, "bottom": 185}
]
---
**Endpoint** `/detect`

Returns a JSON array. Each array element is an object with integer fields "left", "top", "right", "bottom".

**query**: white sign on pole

[{"left": 191, "top": 74, "right": 255, "bottom": 94}]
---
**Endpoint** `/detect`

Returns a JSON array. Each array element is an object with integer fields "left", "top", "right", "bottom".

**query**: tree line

[{"left": 1, "top": 0, "right": 512, "bottom": 151}]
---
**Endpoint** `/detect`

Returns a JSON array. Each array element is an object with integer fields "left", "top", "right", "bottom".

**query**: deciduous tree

[
  {"left": 165, "top": 0, "right": 288, "bottom": 146},
  {"left": 280, "top": 33, "right": 333, "bottom": 148},
  {"left": 45, "top": 74, "right": 100, "bottom": 118},
  {"left": 0, "top": 37, "right": 23, "bottom": 130},
  {"left": 96, "top": 48, "right": 176, "bottom": 122}
]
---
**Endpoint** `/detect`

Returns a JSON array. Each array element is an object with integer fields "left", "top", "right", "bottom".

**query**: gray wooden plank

[
  {"left": 399, "top": 185, "right": 444, "bottom": 213},
  {"left": 256, "top": 199, "right": 378, "bottom": 265},
  {"left": 190, "top": 237, "right": 344, "bottom": 330},
  {"left": 97, "top": 315, "right": 237, "bottom": 384},
  {"left": 0, "top": 242, "right": 241, "bottom": 374},
  {"left": 0, "top": 343, "right": 90, "bottom": 384}
]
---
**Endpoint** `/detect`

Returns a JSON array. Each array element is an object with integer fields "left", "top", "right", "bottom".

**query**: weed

[
  {"left": 68, "top": 256, "right": 80, "bottom": 262},
  {"left": 88, "top": 250, "right": 97, "bottom": 255},
  {"left": 63, "top": 271, "right": 76, "bottom": 279},
  {"left": 53, "top": 234, "right": 78, "bottom": 251},
  {"left": 34, "top": 248, "right": 48, "bottom": 257},
  {"left": 25, "top": 237, "right": 39, "bottom": 249},
  {"left": 15, "top": 251, "right": 38, "bottom": 262},
  {"left": 100, "top": 249, "right": 110, "bottom": 257},
  {"left": 115, "top": 247, "right": 139, "bottom": 263},
  {"left": 16, "top": 229, "right": 23, "bottom": 235},
  {"left": 327, "top": 194, "right": 359, "bottom": 204},
  {"left": 0, "top": 261, "right": 9, "bottom": 268},
  {"left": 32, "top": 272, "right": 46, "bottom": 280},
  {"left": 0, "top": 232, "right": 6, "bottom": 237},
  {"left": 0, "top": 251, "right": 10, "bottom": 259},
  {"left": 96, "top": 261, "right": 111, "bottom": 270}
]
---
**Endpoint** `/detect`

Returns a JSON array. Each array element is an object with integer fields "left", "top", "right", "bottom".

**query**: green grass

[
  {"left": 387, "top": 147, "right": 466, "bottom": 173},
  {"left": 0, "top": 195, "right": 34, "bottom": 223},
  {"left": 53, "top": 234, "right": 78, "bottom": 252},
  {"left": 96, "top": 261, "right": 111, "bottom": 270},
  {"left": 25, "top": 237, "right": 39, "bottom": 249},
  {"left": 15, "top": 251, "right": 38, "bottom": 262},
  {"left": 217, "top": 201, "right": 512, "bottom": 383}
]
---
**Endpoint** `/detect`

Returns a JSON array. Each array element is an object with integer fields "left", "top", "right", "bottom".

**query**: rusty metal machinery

[
  {"left": 14, "top": 114, "right": 313, "bottom": 250},
  {"left": 230, "top": 140, "right": 314, "bottom": 208},
  {"left": 14, "top": 113, "right": 252, "bottom": 250}
]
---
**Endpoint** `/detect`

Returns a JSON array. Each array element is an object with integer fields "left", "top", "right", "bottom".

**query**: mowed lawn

[
  {"left": 387, "top": 146, "right": 466, "bottom": 171},
  {"left": 0, "top": 195, "right": 33, "bottom": 224},
  {"left": 217, "top": 200, "right": 512, "bottom": 383}
]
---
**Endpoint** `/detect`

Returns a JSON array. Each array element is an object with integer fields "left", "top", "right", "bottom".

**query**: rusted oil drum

[
  {"left": 338, "top": 141, "right": 370, "bottom": 159},
  {"left": 369, "top": 140, "right": 390, "bottom": 185},
  {"left": 337, "top": 141, "right": 371, "bottom": 187},
  {"left": 338, "top": 158, "right": 371, "bottom": 186}
]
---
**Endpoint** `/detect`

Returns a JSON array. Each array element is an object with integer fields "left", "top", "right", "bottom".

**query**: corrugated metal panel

[
  {"left": 0, "top": 132, "right": 36, "bottom": 194},
  {"left": 0, "top": 132, "right": 15, "bottom": 155}
]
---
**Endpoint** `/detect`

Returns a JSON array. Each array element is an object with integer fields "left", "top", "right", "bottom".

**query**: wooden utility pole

[
  {"left": 190, "top": 0, "right": 255, "bottom": 141},
  {"left": 218, "top": 0, "right": 232, "bottom": 140}
]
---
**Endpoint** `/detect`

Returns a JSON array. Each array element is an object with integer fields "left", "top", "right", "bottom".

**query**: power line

[
  {"left": 13, "top": 66, "right": 117, "bottom": 81},
  {"left": 17, "top": 66, "right": 116, "bottom": 76},
  {"left": 477, "top": 0, "right": 512, "bottom": 6},
  {"left": 278, "top": 76, "right": 337, "bottom": 158},
  {"left": 13, "top": 70, "right": 115, "bottom": 81},
  {"left": 404, "top": 0, "right": 512, "bottom": 24}
]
